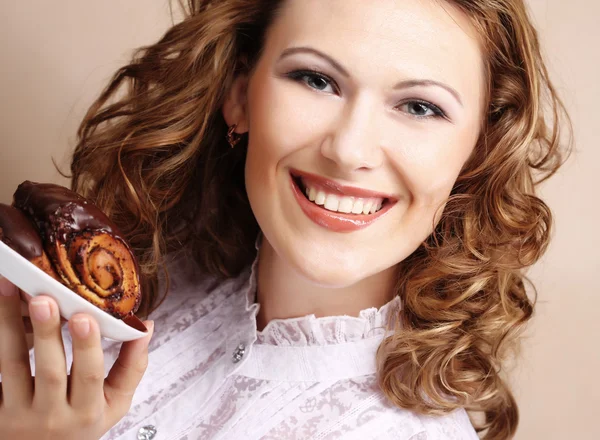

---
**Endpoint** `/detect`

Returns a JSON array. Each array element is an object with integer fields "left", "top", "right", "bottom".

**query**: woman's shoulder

[
  {"left": 293, "top": 373, "right": 478, "bottom": 440},
  {"left": 340, "top": 388, "right": 478, "bottom": 440},
  {"left": 372, "top": 404, "right": 479, "bottom": 440},
  {"left": 411, "top": 408, "right": 479, "bottom": 440}
]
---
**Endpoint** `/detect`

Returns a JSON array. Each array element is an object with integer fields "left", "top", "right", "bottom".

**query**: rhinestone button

[
  {"left": 137, "top": 425, "right": 157, "bottom": 440},
  {"left": 232, "top": 343, "right": 246, "bottom": 363}
]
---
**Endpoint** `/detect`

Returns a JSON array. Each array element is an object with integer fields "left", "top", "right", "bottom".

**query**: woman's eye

[
  {"left": 398, "top": 101, "right": 445, "bottom": 119},
  {"left": 288, "top": 70, "right": 336, "bottom": 93}
]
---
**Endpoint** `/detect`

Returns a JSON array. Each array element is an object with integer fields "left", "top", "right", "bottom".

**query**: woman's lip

[
  {"left": 290, "top": 174, "right": 396, "bottom": 233},
  {"left": 289, "top": 169, "right": 397, "bottom": 201}
]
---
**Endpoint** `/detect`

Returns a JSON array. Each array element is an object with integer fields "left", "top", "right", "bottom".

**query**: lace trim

[{"left": 254, "top": 295, "right": 401, "bottom": 346}]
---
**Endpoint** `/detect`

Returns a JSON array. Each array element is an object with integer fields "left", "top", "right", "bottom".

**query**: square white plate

[{"left": 0, "top": 240, "right": 148, "bottom": 341}]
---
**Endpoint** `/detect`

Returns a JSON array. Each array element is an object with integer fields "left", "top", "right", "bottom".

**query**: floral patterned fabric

[{"left": 29, "top": 245, "right": 478, "bottom": 439}]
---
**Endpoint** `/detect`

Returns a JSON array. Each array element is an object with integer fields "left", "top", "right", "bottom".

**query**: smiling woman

[
  {"left": 232, "top": 0, "right": 484, "bottom": 298},
  {"left": 0, "top": 0, "right": 571, "bottom": 439}
]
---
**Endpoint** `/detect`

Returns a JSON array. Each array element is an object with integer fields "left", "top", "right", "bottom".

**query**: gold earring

[{"left": 226, "top": 124, "right": 242, "bottom": 148}]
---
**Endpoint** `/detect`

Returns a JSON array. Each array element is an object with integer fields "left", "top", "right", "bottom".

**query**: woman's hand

[
  {"left": 20, "top": 289, "right": 67, "bottom": 350},
  {"left": 0, "top": 275, "right": 154, "bottom": 440}
]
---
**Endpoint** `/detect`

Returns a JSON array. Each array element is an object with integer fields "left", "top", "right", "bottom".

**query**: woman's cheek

[
  {"left": 391, "top": 126, "right": 472, "bottom": 186},
  {"left": 249, "top": 81, "right": 339, "bottom": 156}
]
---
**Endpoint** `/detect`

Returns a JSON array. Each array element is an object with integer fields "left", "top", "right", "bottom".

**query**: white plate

[{"left": 0, "top": 240, "right": 148, "bottom": 341}]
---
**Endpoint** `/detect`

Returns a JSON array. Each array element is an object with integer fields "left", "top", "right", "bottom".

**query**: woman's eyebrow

[
  {"left": 279, "top": 46, "right": 463, "bottom": 107},
  {"left": 279, "top": 46, "right": 350, "bottom": 77},
  {"left": 393, "top": 79, "right": 463, "bottom": 107}
]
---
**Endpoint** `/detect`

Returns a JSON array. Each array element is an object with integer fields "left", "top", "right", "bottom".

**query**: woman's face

[{"left": 231, "top": 0, "right": 485, "bottom": 287}]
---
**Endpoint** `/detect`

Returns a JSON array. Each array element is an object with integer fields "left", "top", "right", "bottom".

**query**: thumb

[{"left": 104, "top": 320, "right": 154, "bottom": 410}]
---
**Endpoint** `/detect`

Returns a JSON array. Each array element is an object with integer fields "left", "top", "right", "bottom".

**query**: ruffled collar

[
  {"left": 243, "top": 234, "right": 402, "bottom": 348},
  {"left": 254, "top": 296, "right": 401, "bottom": 346}
]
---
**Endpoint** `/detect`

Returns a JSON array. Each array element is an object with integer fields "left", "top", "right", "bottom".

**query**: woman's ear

[{"left": 222, "top": 75, "right": 249, "bottom": 133}]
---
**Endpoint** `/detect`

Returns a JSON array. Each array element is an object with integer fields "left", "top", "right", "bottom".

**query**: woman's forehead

[{"left": 261, "top": 0, "right": 485, "bottom": 104}]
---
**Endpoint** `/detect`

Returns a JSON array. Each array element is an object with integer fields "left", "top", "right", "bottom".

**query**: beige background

[{"left": 0, "top": 1, "right": 597, "bottom": 438}]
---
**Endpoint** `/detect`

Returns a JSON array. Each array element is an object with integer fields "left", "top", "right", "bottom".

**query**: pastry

[
  {"left": 0, "top": 203, "right": 60, "bottom": 281},
  {"left": 4, "top": 181, "right": 142, "bottom": 319}
]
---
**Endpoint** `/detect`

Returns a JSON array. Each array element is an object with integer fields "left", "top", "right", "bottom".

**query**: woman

[{"left": 0, "top": 0, "right": 570, "bottom": 438}]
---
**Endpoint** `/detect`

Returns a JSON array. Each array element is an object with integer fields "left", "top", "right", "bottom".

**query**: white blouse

[{"left": 31, "top": 245, "right": 479, "bottom": 440}]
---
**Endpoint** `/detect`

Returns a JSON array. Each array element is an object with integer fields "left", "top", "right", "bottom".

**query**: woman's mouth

[
  {"left": 289, "top": 169, "right": 396, "bottom": 232},
  {"left": 298, "top": 178, "right": 386, "bottom": 214}
]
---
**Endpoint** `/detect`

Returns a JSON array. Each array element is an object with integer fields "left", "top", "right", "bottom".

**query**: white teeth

[
  {"left": 315, "top": 191, "right": 326, "bottom": 205},
  {"left": 300, "top": 180, "right": 386, "bottom": 215},
  {"left": 338, "top": 197, "right": 354, "bottom": 213},
  {"left": 351, "top": 199, "right": 364, "bottom": 214},
  {"left": 324, "top": 194, "right": 340, "bottom": 211}
]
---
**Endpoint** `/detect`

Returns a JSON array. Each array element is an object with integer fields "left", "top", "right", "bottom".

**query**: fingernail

[
  {"left": 31, "top": 298, "right": 51, "bottom": 321},
  {"left": 146, "top": 320, "right": 154, "bottom": 336},
  {"left": 73, "top": 317, "right": 90, "bottom": 338}
]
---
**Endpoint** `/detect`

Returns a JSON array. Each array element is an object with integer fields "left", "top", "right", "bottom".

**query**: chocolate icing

[
  {"left": 0, "top": 203, "right": 44, "bottom": 259},
  {"left": 13, "top": 181, "right": 127, "bottom": 246},
  {"left": 11, "top": 181, "right": 142, "bottom": 318}
]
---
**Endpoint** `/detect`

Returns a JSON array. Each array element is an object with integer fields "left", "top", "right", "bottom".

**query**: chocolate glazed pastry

[
  {"left": 0, "top": 203, "right": 60, "bottom": 281},
  {"left": 11, "top": 181, "right": 142, "bottom": 319}
]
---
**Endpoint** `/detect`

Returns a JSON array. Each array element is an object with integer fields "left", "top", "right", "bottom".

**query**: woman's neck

[{"left": 254, "top": 238, "right": 397, "bottom": 332}]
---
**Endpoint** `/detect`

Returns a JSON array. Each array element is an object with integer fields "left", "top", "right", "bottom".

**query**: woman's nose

[{"left": 320, "top": 94, "right": 384, "bottom": 172}]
